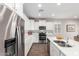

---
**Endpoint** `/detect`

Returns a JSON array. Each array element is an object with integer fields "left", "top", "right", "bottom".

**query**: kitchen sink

[{"left": 54, "top": 40, "right": 72, "bottom": 47}]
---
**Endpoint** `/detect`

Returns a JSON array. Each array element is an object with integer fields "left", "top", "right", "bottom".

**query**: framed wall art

[{"left": 66, "top": 24, "right": 75, "bottom": 32}]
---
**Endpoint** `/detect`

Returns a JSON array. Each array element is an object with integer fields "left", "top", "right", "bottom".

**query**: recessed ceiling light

[
  {"left": 74, "top": 16, "right": 77, "bottom": 18},
  {"left": 52, "top": 14, "right": 55, "bottom": 16},
  {"left": 38, "top": 4, "right": 42, "bottom": 8},
  {"left": 57, "top": 3, "right": 61, "bottom": 5},
  {"left": 39, "top": 13, "right": 41, "bottom": 16}
]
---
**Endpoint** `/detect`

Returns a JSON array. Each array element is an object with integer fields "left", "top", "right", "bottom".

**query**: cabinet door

[
  {"left": 50, "top": 43, "right": 54, "bottom": 56},
  {"left": 46, "top": 22, "right": 53, "bottom": 30},
  {"left": 50, "top": 42, "right": 60, "bottom": 56},
  {"left": 34, "top": 22, "right": 39, "bottom": 30},
  {"left": 33, "top": 33, "right": 39, "bottom": 43},
  {"left": 29, "top": 20, "right": 35, "bottom": 30}
]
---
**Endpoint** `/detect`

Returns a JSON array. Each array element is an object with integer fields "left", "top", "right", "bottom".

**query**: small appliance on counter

[
  {"left": 56, "top": 34, "right": 64, "bottom": 41},
  {"left": 74, "top": 35, "right": 79, "bottom": 42}
]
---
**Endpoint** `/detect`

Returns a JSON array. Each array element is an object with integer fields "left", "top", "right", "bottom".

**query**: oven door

[{"left": 5, "top": 38, "right": 16, "bottom": 56}]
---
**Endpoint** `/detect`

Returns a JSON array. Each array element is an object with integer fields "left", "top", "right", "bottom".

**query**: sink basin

[{"left": 54, "top": 40, "right": 72, "bottom": 47}]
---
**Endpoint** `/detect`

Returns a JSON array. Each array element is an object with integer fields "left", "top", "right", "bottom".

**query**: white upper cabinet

[
  {"left": 27, "top": 20, "right": 35, "bottom": 30},
  {"left": 34, "top": 21, "right": 39, "bottom": 30},
  {"left": 30, "top": 20, "right": 35, "bottom": 30},
  {"left": 39, "top": 20, "right": 46, "bottom": 26},
  {"left": 46, "top": 22, "right": 54, "bottom": 30}
]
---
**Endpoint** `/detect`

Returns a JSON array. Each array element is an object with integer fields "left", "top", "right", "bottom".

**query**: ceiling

[{"left": 23, "top": 3, "right": 79, "bottom": 19}]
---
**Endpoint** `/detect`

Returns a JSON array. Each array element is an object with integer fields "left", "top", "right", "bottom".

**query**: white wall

[{"left": 61, "top": 19, "right": 79, "bottom": 40}]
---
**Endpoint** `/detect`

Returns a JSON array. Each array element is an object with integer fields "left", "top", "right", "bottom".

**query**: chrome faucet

[
  {"left": 65, "top": 37, "right": 69, "bottom": 46},
  {"left": 67, "top": 37, "right": 69, "bottom": 43}
]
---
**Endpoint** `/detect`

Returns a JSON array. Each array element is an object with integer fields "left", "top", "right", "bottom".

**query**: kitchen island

[{"left": 48, "top": 36, "right": 79, "bottom": 56}]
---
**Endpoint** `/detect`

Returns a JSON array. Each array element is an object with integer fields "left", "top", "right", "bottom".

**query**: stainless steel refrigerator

[
  {"left": 0, "top": 4, "right": 25, "bottom": 56},
  {"left": 15, "top": 16, "right": 25, "bottom": 56}
]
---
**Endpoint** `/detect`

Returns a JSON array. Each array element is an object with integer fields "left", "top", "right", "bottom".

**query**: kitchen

[
  {"left": 0, "top": 3, "right": 79, "bottom": 56},
  {"left": 24, "top": 3, "right": 79, "bottom": 56}
]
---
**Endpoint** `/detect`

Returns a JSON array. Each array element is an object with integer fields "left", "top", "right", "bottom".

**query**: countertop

[{"left": 48, "top": 36, "right": 79, "bottom": 56}]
